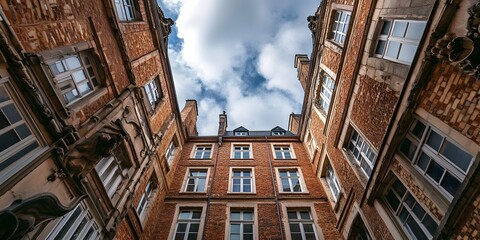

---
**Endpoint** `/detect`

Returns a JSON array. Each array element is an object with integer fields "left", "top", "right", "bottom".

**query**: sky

[{"left": 158, "top": 0, "right": 318, "bottom": 135}]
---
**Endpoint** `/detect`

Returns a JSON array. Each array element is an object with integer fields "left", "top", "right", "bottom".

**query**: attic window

[{"left": 235, "top": 132, "right": 248, "bottom": 136}]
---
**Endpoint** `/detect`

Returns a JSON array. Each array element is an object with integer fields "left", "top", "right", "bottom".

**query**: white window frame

[
  {"left": 228, "top": 209, "right": 255, "bottom": 240},
  {"left": 234, "top": 131, "right": 248, "bottom": 136},
  {"left": 275, "top": 167, "right": 308, "bottom": 194},
  {"left": 182, "top": 167, "right": 210, "bottom": 193},
  {"left": 318, "top": 74, "right": 335, "bottom": 114},
  {"left": 272, "top": 144, "right": 296, "bottom": 160},
  {"left": 374, "top": 19, "right": 427, "bottom": 64},
  {"left": 46, "top": 202, "right": 101, "bottom": 240},
  {"left": 136, "top": 178, "right": 157, "bottom": 221},
  {"left": 272, "top": 131, "right": 285, "bottom": 136},
  {"left": 229, "top": 167, "right": 255, "bottom": 193},
  {"left": 114, "top": 0, "right": 137, "bottom": 21},
  {"left": 286, "top": 209, "right": 319, "bottom": 240},
  {"left": 398, "top": 117, "right": 473, "bottom": 199},
  {"left": 46, "top": 51, "right": 99, "bottom": 105},
  {"left": 326, "top": 163, "right": 341, "bottom": 201},
  {"left": 144, "top": 77, "right": 162, "bottom": 110},
  {"left": 171, "top": 208, "right": 204, "bottom": 240},
  {"left": 306, "top": 132, "right": 317, "bottom": 157},
  {"left": 95, "top": 155, "right": 126, "bottom": 198},
  {"left": 0, "top": 79, "right": 41, "bottom": 185},
  {"left": 191, "top": 144, "right": 214, "bottom": 160},
  {"left": 384, "top": 177, "right": 439, "bottom": 240},
  {"left": 231, "top": 143, "right": 253, "bottom": 159},
  {"left": 330, "top": 10, "right": 351, "bottom": 45},
  {"left": 346, "top": 128, "right": 377, "bottom": 178},
  {"left": 165, "top": 138, "right": 179, "bottom": 167}
]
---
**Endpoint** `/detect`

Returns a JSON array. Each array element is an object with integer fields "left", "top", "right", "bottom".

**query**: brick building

[{"left": 0, "top": 0, "right": 479, "bottom": 240}]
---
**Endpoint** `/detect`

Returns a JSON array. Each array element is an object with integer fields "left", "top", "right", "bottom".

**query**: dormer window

[
  {"left": 271, "top": 126, "right": 287, "bottom": 136},
  {"left": 233, "top": 126, "right": 249, "bottom": 136}
]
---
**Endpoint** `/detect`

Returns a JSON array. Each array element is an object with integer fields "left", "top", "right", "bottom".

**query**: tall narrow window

[
  {"left": 232, "top": 145, "right": 251, "bottom": 159},
  {"left": 306, "top": 132, "right": 316, "bottom": 156},
  {"left": 144, "top": 77, "right": 162, "bottom": 110},
  {"left": 231, "top": 169, "right": 254, "bottom": 193},
  {"left": 318, "top": 75, "right": 334, "bottom": 114},
  {"left": 46, "top": 203, "right": 100, "bottom": 240},
  {"left": 114, "top": 0, "right": 137, "bottom": 21},
  {"left": 47, "top": 52, "right": 99, "bottom": 104},
  {"left": 136, "top": 178, "right": 157, "bottom": 220},
  {"left": 229, "top": 210, "right": 254, "bottom": 240},
  {"left": 185, "top": 169, "right": 208, "bottom": 192},
  {"left": 346, "top": 129, "right": 377, "bottom": 177},
  {"left": 166, "top": 138, "right": 178, "bottom": 167},
  {"left": 174, "top": 209, "right": 202, "bottom": 240},
  {"left": 193, "top": 145, "right": 212, "bottom": 159},
  {"left": 278, "top": 169, "right": 304, "bottom": 193},
  {"left": 273, "top": 145, "right": 293, "bottom": 159},
  {"left": 330, "top": 10, "right": 351, "bottom": 45},
  {"left": 0, "top": 83, "right": 39, "bottom": 183},
  {"left": 95, "top": 156, "right": 126, "bottom": 198},
  {"left": 374, "top": 20, "right": 426, "bottom": 64},
  {"left": 385, "top": 177, "right": 438, "bottom": 239},
  {"left": 399, "top": 117, "right": 472, "bottom": 198},
  {"left": 287, "top": 209, "right": 318, "bottom": 240},
  {"left": 326, "top": 163, "right": 341, "bottom": 201}
]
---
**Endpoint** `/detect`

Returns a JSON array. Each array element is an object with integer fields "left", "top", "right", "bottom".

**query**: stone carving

[
  {"left": 66, "top": 119, "right": 127, "bottom": 178},
  {"left": 307, "top": 15, "right": 318, "bottom": 34},
  {"left": 0, "top": 193, "right": 86, "bottom": 240},
  {"left": 431, "top": 1, "right": 480, "bottom": 78}
]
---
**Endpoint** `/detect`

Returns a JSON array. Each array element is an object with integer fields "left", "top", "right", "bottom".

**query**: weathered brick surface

[
  {"left": 258, "top": 203, "right": 283, "bottom": 239},
  {"left": 350, "top": 76, "right": 398, "bottom": 149},
  {"left": 313, "top": 202, "right": 342, "bottom": 239},
  {"left": 451, "top": 193, "right": 480, "bottom": 239},
  {"left": 321, "top": 47, "right": 341, "bottom": 74},
  {"left": 420, "top": 63, "right": 480, "bottom": 144},
  {"left": 204, "top": 204, "right": 227, "bottom": 239},
  {"left": 132, "top": 53, "right": 161, "bottom": 86},
  {"left": 123, "top": 23, "right": 155, "bottom": 60},
  {"left": 114, "top": 218, "right": 136, "bottom": 240},
  {"left": 181, "top": 100, "right": 198, "bottom": 136}
]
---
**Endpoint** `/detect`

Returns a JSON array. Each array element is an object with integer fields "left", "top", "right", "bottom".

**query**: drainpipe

[
  {"left": 201, "top": 140, "right": 220, "bottom": 240},
  {"left": 265, "top": 136, "right": 285, "bottom": 240}
]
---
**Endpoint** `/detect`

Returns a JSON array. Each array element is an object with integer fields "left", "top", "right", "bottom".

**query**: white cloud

[{"left": 160, "top": 0, "right": 317, "bottom": 135}]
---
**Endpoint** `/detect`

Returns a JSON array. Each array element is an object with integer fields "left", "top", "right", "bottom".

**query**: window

[
  {"left": 287, "top": 209, "right": 318, "bottom": 240},
  {"left": 330, "top": 10, "right": 351, "bottom": 45},
  {"left": 184, "top": 169, "right": 208, "bottom": 192},
  {"left": 272, "top": 131, "right": 285, "bottom": 136},
  {"left": 326, "top": 163, "right": 341, "bottom": 201},
  {"left": 346, "top": 129, "right": 377, "bottom": 177},
  {"left": 306, "top": 132, "right": 316, "bottom": 156},
  {"left": 46, "top": 202, "right": 100, "bottom": 240},
  {"left": 174, "top": 209, "right": 202, "bottom": 240},
  {"left": 0, "top": 82, "right": 40, "bottom": 183},
  {"left": 277, "top": 168, "right": 306, "bottom": 193},
  {"left": 318, "top": 75, "right": 334, "bottom": 114},
  {"left": 232, "top": 144, "right": 251, "bottom": 159},
  {"left": 374, "top": 20, "right": 426, "bottom": 64},
  {"left": 136, "top": 178, "right": 157, "bottom": 220},
  {"left": 349, "top": 216, "right": 373, "bottom": 240},
  {"left": 229, "top": 210, "right": 254, "bottom": 240},
  {"left": 385, "top": 177, "right": 438, "bottom": 239},
  {"left": 95, "top": 156, "right": 126, "bottom": 198},
  {"left": 399, "top": 118, "right": 472, "bottom": 198},
  {"left": 114, "top": 0, "right": 137, "bottom": 21},
  {"left": 230, "top": 169, "right": 254, "bottom": 193},
  {"left": 273, "top": 145, "right": 294, "bottom": 159},
  {"left": 144, "top": 77, "right": 163, "bottom": 110},
  {"left": 193, "top": 145, "right": 212, "bottom": 159},
  {"left": 47, "top": 51, "right": 99, "bottom": 104},
  {"left": 166, "top": 138, "right": 178, "bottom": 167},
  {"left": 235, "top": 131, "right": 248, "bottom": 136}
]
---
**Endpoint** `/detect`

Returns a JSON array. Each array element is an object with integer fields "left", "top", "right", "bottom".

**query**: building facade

[
  {"left": 296, "top": 0, "right": 480, "bottom": 239},
  {"left": 0, "top": 0, "right": 194, "bottom": 239}
]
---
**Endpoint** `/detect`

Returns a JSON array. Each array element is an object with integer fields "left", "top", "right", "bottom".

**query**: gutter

[{"left": 201, "top": 139, "right": 221, "bottom": 240}]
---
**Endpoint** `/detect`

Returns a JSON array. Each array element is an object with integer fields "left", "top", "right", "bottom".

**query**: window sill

[
  {"left": 341, "top": 148, "right": 369, "bottom": 188},
  {"left": 188, "top": 158, "right": 212, "bottom": 161},
  {"left": 149, "top": 98, "right": 166, "bottom": 116},
  {"left": 66, "top": 87, "right": 109, "bottom": 114},
  {"left": 227, "top": 192, "right": 256, "bottom": 195},
  {"left": 325, "top": 40, "right": 344, "bottom": 54},
  {"left": 230, "top": 158, "right": 254, "bottom": 161},
  {"left": 180, "top": 191, "right": 208, "bottom": 194},
  {"left": 278, "top": 191, "right": 310, "bottom": 195},
  {"left": 273, "top": 158, "right": 297, "bottom": 161}
]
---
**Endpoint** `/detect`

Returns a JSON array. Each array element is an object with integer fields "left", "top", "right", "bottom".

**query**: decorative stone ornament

[
  {"left": 0, "top": 194, "right": 86, "bottom": 240},
  {"left": 431, "top": 1, "right": 480, "bottom": 79}
]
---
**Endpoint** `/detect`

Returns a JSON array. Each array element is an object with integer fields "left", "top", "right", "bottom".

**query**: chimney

[
  {"left": 181, "top": 100, "right": 198, "bottom": 136},
  {"left": 294, "top": 54, "right": 310, "bottom": 92},
  {"left": 288, "top": 113, "right": 301, "bottom": 135},
  {"left": 218, "top": 111, "right": 228, "bottom": 136}
]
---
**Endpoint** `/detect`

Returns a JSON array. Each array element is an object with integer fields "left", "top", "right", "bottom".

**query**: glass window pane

[
  {"left": 405, "top": 22, "right": 426, "bottom": 40},
  {"left": 300, "top": 211, "right": 311, "bottom": 220},
  {"left": 231, "top": 212, "right": 241, "bottom": 220},
  {"left": 404, "top": 216, "right": 428, "bottom": 240},
  {"left": 426, "top": 160, "right": 444, "bottom": 183},
  {"left": 400, "top": 138, "right": 417, "bottom": 161},
  {"left": 416, "top": 152, "right": 430, "bottom": 171},
  {"left": 0, "top": 130, "right": 20, "bottom": 152},
  {"left": 189, "top": 223, "right": 199, "bottom": 232},
  {"left": 3, "top": 104, "right": 22, "bottom": 124},
  {"left": 65, "top": 57, "right": 81, "bottom": 69},
  {"left": 392, "top": 21, "right": 407, "bottom": 37},
  {"left": 398, "top": 43, "right": 418, "bottom": 63},
  {"left": 375, "top": 40, "right": 387, "bottom": 55},
  {"left": 426, "top": 130, "right": 442, "bottom": 151},
  {"left": 179, "top": 212, "right": 190, "bottom": 220},
  {"left": 303, "top": 223, "right": 314, "bottom": 232},
  {"left": 192, "top": 211, "right": 202, "bottom": 219},
  {"left": 380, "top": 20, "right": 391, "bottom": 35},
  {"left": 0, "top": 111, "right": 9, "bottom": 129},
  {"left": 244, "top": 224, "right": 253, "bottom": 233},
  {"left": 287, "top": 212, "right": 297, "bottom": 219},
  {"left": 243, "top": 212, "right": 253, "bottom": 220},
  {"left": 386, "top": 190, "right": 400, "bottom": 211},
  {"left": 392, "top": 179, "right": 407, "bottom": 197},
  {"left": 412, "top": 203, "right": 426, "bottom": 219},
  {"left": 422, "top": 214, "right": 438, "bottom": 235},
  {"left": 187, "top": 233, "right": 197, "bottom": 240},
  {"left": 440, "top": 172, "right": 461, "bottom": 196},
  {"left": 15, "top": 124, "right": 31, "bottom": 139},
  {"left": 385, "top": 41, "right": 400, "bottom": 59},
  {"left": 411, "top": 121, "right": 426, "bottom": 139},
  {"left": 289, "top": 223, "right": 301, "bottom": 232},
  {"left": 440, "top": 141, "right": 472, "bottom": 172}
]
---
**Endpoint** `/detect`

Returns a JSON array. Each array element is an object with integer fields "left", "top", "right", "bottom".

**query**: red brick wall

[
  {"left": 321, "top": 47, "right": 341, "bottom": 74},
  {"left": 122, "top": 23, "right": 155, "bottom": 60},
  {"left": 350, "top": 76, "right": 398, "bottom": 149},
  {"left": 451, "top": 193, "right": 480, "bottom": 239},
  {"left": 420, "top": 63, "right": 480, "bottom": 144}
]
